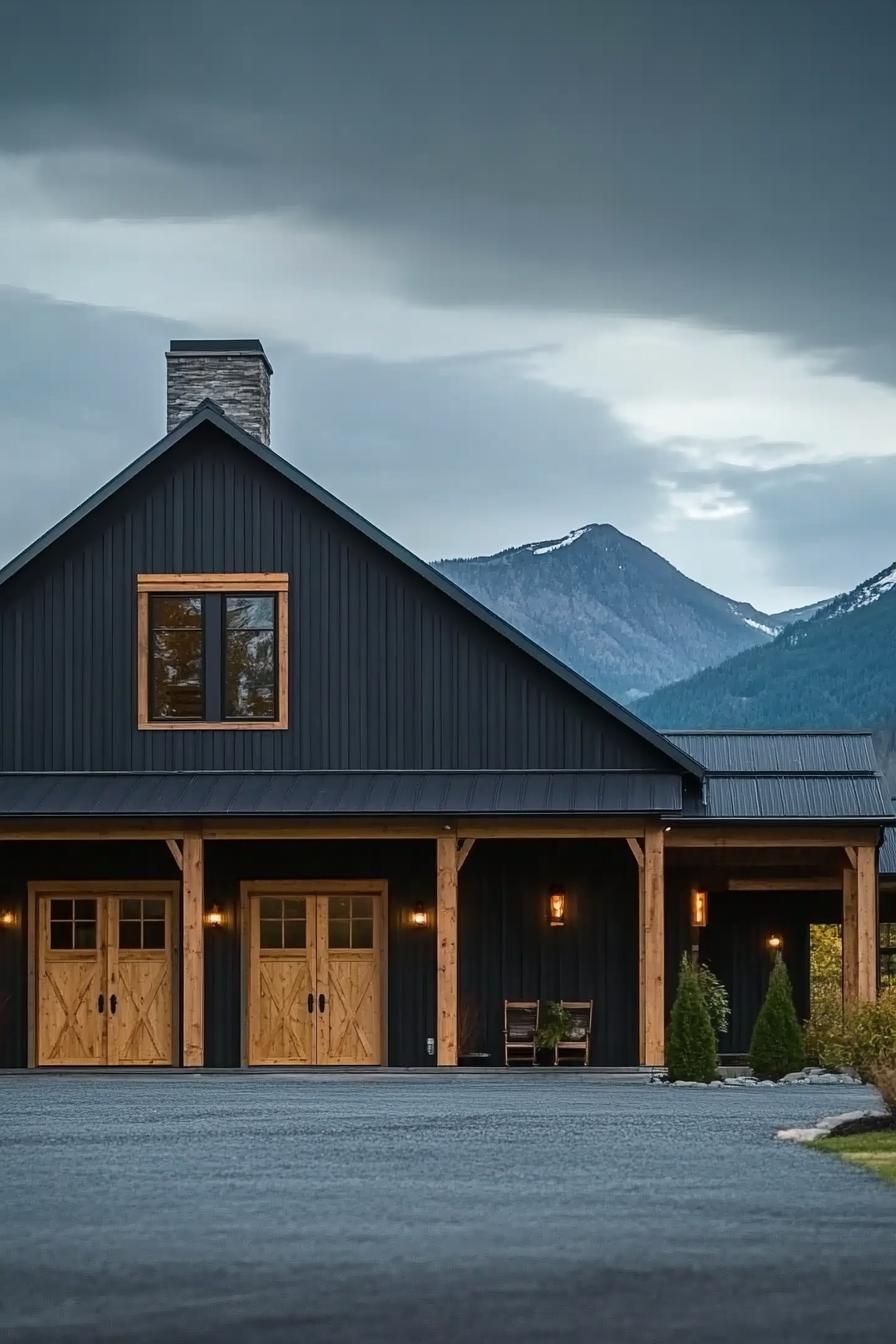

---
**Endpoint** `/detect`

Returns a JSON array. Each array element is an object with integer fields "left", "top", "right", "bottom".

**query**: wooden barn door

[
  {"left": 245, "top": 883, "right": 385, "bottom": 1066},
  {"left": 37, "top": 895, "right": 106, "bottom": 1065},
  {"left": 247, "top": 892, "right": 316, "bottom": 1065},
  {"left": 108, "top": 895, "right": 174, "bottom": 1065},
  {"left": 316, "top": 892, "right": 383, "bottom": 1066},
  {"left": 35, "top": 886, "right": 175, "bottom": 1066}
]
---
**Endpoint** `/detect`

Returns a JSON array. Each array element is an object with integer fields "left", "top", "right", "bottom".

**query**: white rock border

[{"left": 776, "top": 1109, "right": 886, "bottom": 1142}]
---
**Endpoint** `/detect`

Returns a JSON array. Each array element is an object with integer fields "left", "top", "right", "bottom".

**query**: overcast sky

[{"left": 2, "top": 0, "right": 895, "bottom": 611}]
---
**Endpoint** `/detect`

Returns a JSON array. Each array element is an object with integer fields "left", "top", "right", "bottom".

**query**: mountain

[
  {"left": 434, "top": 523, "right": 790, "bottom": 703},
  {"left": 638, "top": 561, "right": 896, "bottom": 732}
]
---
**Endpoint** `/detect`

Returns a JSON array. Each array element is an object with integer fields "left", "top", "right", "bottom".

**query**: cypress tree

[
  {"left": 749, "top": 955, "right": 805, "bottom": 1080},
  {"left": 667, "top": 954, "right": 717, "bottom": 1083}
]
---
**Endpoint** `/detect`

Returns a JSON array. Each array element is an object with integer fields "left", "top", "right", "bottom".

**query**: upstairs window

[{"left": 137, "top": 574, "right": 288, "bottom": 729}]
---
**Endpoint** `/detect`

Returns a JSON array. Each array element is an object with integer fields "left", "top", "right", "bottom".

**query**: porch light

[
  {"left": 690, "top": 888, "right": 709, "bottom": 928},
  {"left": 549, "top": 885, "right": 566, "bottom": 927},
  {"left": 766, "top": 933, "right": 783, "bottom": 952},
  {"left": 205, "top": 904, "right": 224, "bottom": 929},
  {"left": 411, "top": 902, "right": 428, "bottom": 927},
  {"left": 0, "top": 908, "right": 14, "bottom": 928}
]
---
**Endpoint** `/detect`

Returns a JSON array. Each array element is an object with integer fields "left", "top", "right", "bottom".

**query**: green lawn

[{"left": 812, "top": 1130, "right": 896, "bottom": 1185}]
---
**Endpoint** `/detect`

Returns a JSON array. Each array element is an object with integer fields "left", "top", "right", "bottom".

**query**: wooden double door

[
  {"left": 35, "top": 883, "right": 176, "bottom": 1066},
  {"left": 246, "top": 882, "right": 386, "bottom": 1066}
]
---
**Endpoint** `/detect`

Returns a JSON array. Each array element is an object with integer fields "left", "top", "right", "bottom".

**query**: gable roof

[{"left": 0, "top": 401, "right": 703, "bottom": 779}]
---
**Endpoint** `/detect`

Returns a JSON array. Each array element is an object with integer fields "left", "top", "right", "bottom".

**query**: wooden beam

[
  {"left": 436, "top": 836, "right": 458, "bottom": 1066},
  {"left": 842, "top": 865, "right": 858, "bottom": 1006},
  {"left": 137, "top": 573, "right": 289, "bottom": 592},
  {"left": 200, "top": 820, "right": 650, "bottom": 841},
  {"left": 844, "top": 846, "right": 857, "bottom": 870},
  {"left": 667, "top": 827, "right": 881, "bottom": 850},
  {"left": 640, "top": 821, "right": 665, "bottom": 1067},
  {"left": 626, "top": 838, "right": 644, "bottom": 870},
  {"left": 856, "top": 844, "right": 878, "bottom": 1003},
  {"left": 165, "top": 839, "right": 184, "bottom": 871},
  {"left": 181, "top": 831, "right": 204, "bottom": 1067},
  {"left": 0, "top": 824, "right": 186, "bottom": 841},
  {"left": 456, "top": 838, "right": 476, "bottom": 871},
  {"left": 727, "top": 877, "right": 841, "bottom": 892}
]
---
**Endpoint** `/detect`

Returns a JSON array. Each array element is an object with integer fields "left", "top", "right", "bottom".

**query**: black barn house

[{"left": 0, "top": 341, "right": 891, "bottom": 1070}]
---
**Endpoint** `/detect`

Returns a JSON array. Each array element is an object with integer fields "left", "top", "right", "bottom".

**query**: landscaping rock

[
  {"left": 776, "top": 1108, "right": 888, "bottom": 1142},
  {"left": 777, "top": 1127, "right": 828, "bottom": 1142}
]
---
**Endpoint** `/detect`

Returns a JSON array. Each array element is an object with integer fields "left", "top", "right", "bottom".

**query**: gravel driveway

[{"left": 1, "top": 1074, "right": 894, "bottom": 1343}]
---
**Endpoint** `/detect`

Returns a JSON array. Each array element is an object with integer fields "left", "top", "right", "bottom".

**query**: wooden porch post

[
  {"left": 857, "top": 844, "right": 878, "bottom": 1003},
  {"left": 842, "top": 863, "right": 858, "bottom": 1006},
  {"left": 641, "top": 821, "right": 665, "bottom": 1066},
  {"left": 436, "top": 836, "right": 458, "bottom": 1066},
  {"left": 182, "top": 830, "right": 204, "bottom": 1066}
]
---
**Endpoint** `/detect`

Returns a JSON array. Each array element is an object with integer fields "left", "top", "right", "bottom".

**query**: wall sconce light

[
  {"left": 205, "top": 904, "right": 224, "bottom": 929},
  {"left": 411, "top": 902, "right": 428, "bottom": 928},
  {"left": 766, "top": 933, "right": 783, "bottom": 953},
  {"left": 0, "top": 908, "right": 15, "bottom": 928},
  {"left": 549, "top": 885, "right": 566, "bottom": 927},
  {"left": 690, "top": 888, "right": 709, "bottom": 928}
]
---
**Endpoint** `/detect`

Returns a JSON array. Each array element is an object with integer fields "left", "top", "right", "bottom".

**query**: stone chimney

[{"left": 166, "top": 339, "right": 273, "bottom": 445}]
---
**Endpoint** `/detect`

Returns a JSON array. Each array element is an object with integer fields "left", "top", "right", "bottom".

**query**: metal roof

[
  {"left": 0, "top": 402, "right": 703, "bottom": 782},
  {"left": 0, "top": 770, "right": 683, "bottom": 819},
  {"left": 664, "top": 731, "right": 879, "bottom": 774},
  {"left": 700, "top": 774, "right": 892, "bottom": 821}
]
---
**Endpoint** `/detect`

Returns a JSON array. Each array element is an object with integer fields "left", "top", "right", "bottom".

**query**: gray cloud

[{"left": 1, "top": 1, "right": 895, "bottom": 610}]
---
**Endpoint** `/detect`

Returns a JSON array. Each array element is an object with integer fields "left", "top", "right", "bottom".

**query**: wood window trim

[{"left": 137, "top": 573, "right": 289, "bottom": 730}]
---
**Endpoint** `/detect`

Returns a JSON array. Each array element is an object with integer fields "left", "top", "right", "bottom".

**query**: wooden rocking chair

[
  {"left": 556, "top": 1000, "right": 592, "bottom": 1066},
  {"left": 504, "top": 1000, "right": 539, "bottom": 1066}
]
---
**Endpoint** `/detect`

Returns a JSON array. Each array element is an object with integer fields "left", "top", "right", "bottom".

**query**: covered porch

[{"left": 0, "top": 812, "right": 884, "bottom": 1071}]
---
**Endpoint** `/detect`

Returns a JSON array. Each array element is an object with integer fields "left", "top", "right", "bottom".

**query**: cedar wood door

[
  {"left": 245, "top": 883, "right": 385, "bottom": 1066},
  {"left": 36, "top": 887, "right": 175, "bottom": 1066}
]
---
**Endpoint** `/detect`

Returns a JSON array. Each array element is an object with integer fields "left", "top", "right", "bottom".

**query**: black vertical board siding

[
  {"left": 699, "top": 891, "right": 841, "bottom": 1054},
  {"left": 459, "top": 840, "right": 638, "bottom": 1066},
  {"left": 0, "top": 423, "right": 676, "bottom": 774},
  {"left": 0, "top": 890, "right": 26, "bottom": 1067}
]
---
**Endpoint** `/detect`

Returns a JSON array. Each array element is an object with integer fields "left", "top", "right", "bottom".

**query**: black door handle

[
  {"left": 97, "top": 993, "right": 105, "bottom": 1013},
  {"left": 307, "top": 992, "right": 314, "bottom": 1013},
  {"left": 109, "top": 994, "right": 117, "bottom": 1016},
  {"left": 318, "top": 993, "right": 326, "bottom": 1014}
]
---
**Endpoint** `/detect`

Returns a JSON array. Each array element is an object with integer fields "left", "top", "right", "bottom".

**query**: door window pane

[
  {"left": 283, "top": 919, "right": 307, "bottom": 949},
  {"left": 49, "top": 898, "right": 96, "bottom": 950},
  {"left": 150, "top": 596, "right": 204, "bottom": 720},
  {"left": 260, "top": 919, "right": 282, "bottom": 949},
  {"left": 224, "top": 596, "right": 276, "bottom": 720},
  {"left": 328, "top": 919, "right": 351, "bottom": 949},
  {"left": 327, "top": 895, "right": 377, "bottom": 949},
  {"left": 118, "top": 920, "right": 142, "bottom": 949},
  {"left": 117, "top": 897, "right": 166, "bottom": 951},
  {"left": 258, "top": 896, "right": 306, "bottom": 950},
  {"left": 351, "top": 919, "right": 373, "bottom": 949},
  {"left": 143, "top": 920, "right": 166, "bottom": 950}
]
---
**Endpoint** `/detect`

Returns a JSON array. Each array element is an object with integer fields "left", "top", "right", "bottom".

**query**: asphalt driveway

[{"left": 1, "top": 1074, "right": 894, "bottom": 1343}]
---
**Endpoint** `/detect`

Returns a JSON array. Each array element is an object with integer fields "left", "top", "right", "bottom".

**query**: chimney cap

[{"left": 168, "top": 339, "right": 273, "bottom": 376}]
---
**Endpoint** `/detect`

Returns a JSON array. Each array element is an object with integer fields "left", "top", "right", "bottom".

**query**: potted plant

[
  {"left": 457, "top": 995, "right": 491, "bottom": 1066},
  {"left": 534, "top": 1001, "right": 574, "bottom": 1065}
]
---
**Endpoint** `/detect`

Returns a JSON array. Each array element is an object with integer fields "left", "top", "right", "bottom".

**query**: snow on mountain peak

[
  {"left": 529, "top": 525, "right": 590, "bottom": 556},
  {"left": 832, "top": 562, "right": 896, "bottom": 616}
]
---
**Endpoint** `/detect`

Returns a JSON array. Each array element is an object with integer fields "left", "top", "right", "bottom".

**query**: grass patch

[{"left": 812, "top": 1130, "right": 896, "bottom": 1185}]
